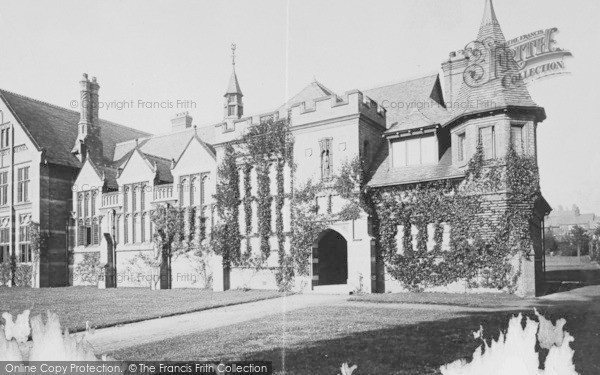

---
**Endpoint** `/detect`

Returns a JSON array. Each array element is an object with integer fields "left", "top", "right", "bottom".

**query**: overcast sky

[{"left": 0, "top": 0, "right": 598, "bottom": 214}]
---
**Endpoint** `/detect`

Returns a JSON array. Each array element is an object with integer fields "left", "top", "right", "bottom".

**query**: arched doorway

[{"left": 314, "top": 229, "right": 348, "bottom": 285}]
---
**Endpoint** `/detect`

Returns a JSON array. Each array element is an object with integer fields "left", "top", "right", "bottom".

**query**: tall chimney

[
  {"left": 79, "top": 73, "right": 92, "bottom": 127},
  {"left": 441, "top": 51, "right": 469, "bottom": 105},
  {"left": 171, "top": 112, "right": 193, "bottom": 132},
  {"left": 90, "top": 76, "right": 100, "bottom": 130},
  {"left": 72, "top": 73, "right": 103, "bottom": 163}
]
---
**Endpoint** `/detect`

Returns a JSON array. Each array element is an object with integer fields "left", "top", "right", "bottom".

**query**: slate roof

[
  {"left": 0, "top": 89, "right": 150, "bottom": 168},
  {"left": 367, "top": 146, "right": 464, "bottom": 187},
  {"left": 362, "top": 74, "right": 451, "bottom": 131},
  {"left": 87, "top": 158, "right": 120, "bottom": 190},
  {"left": 143, "top": 153, "right": 173, "bottom": 183}
]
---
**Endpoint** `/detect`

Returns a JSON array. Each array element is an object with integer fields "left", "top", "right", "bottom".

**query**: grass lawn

[
  {"left": 348, "top": 291, "right": 529, "bottom": 308},
  {"left": 0, "top": 287, "right": 284, "bottom": 332},
  {"left": 111, "top": 294, "right": 600, "bottom": 375}
]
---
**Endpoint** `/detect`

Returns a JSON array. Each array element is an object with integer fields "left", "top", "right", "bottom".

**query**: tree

[
  {"left": 566, "top": 225, "right": 590, "bottom": 257},
  {"left": 544, "top": 228, "right": 559, "bottom": 255},
  {"left": 151, "top": 205, "right": 184, "bottom": 289},
  {"left": 29, "top": 222, "right": 49, "bottom": 287}
]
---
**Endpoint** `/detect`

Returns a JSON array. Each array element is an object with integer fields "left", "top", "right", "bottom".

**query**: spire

[
  {"left": 477, "top": 0, "right": 505, "bottom": 43},
  {"left": 225, "top": 43, "right": 243, "bottom": 96},
  {"left": 449, "top": 0, "right": 543, "bottom": 121},
  {"left": 224, "top": 43, "right": 244, "bottom": 119}
]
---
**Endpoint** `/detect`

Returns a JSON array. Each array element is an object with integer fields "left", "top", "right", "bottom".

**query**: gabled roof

[
  {"left": 113, "top": 125, "right": 216, "bottom": 163},
  {"left": 363, "top": 74, "right": 451, "bottom": 131},
  {"left": 118, "top": 147, "right": 173, "bottom": 184},
  {"left": 367, "top": 146, "right": 464, "bottom": 187},
  {"left": 0, "top": 89, "right": 150, "bottom": 168},
  {"left": 279, "top": 81, "right": 336, "bottom": 112}
]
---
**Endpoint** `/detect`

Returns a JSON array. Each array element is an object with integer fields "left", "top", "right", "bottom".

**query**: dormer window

[{"left": 391, "top": 135, "right": 437, "bottom": 167}]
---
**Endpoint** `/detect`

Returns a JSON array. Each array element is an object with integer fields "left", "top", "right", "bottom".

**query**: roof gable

[
  {"left": 117, "top": 148, "right": 157, "bottom": 185},
  {"left": 73, "top": 158, "right": 103, "bottom": 187},
  {"left": 172, "top": 135, "right": 216, "bottom": 176},
  {"left": 278, "top": 81, "right": 336, "bottom": 112}
]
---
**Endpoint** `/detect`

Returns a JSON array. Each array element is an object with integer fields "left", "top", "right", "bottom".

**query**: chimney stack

[
  {"left": 171, "top": 112, "right": 193, "bottom": 132},
  {"left": 90, "top": 76, "right": 100, "bottom": 129},
  {"left": 72, "top": 73, "right": 103, "bottom": 163},
  {"left": 441, "top": 51, "right": 468, "bottom": 105}
]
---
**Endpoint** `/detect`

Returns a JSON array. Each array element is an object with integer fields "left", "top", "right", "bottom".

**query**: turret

[{"left": 224, "top": 44, "right": 243, "bottom": 119}]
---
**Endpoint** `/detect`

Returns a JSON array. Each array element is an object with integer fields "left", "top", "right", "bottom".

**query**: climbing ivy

[
  {"left": 370, "top": 143, "right": 541, "bottom": 292},
  {"left": 212, "top": 144, "right": 241, "bottom": 266}
]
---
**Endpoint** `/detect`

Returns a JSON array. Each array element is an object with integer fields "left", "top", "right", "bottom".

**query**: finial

[
  {"left": 231, "top": 43, "right": 236, "bottom": 66},
  {"left": 102, "top": 170, "right": 106, "bottom": 180},
  {"left": 171, "top": 158, "right": 176, "bottom": 169},
  {"left": 153, "top": 161, "right": 158, "bottom": 173},
  {"left": 135, "top": 138, "right": 139, "bottom": 147},
  {"left": 194, "top": 125, "right": 197, "bottom": 135}
]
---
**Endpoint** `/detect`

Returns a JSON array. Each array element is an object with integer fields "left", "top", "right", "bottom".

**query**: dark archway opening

[{"left": 316, "top": 230, "right": 348, "bottom": 285}]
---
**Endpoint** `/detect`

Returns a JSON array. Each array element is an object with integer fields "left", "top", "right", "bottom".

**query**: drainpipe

[{"left": 8, "top": 123, "right": 15, "bottom": 286}]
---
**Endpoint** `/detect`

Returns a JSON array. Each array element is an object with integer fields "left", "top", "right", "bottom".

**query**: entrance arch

[{"left": 313, "top": 229, "right": 348, "bottom": 286}]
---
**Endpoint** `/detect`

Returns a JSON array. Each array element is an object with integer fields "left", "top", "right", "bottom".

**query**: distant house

[{"left": 545, "top": 207, "right": 600, "bottom": 237}]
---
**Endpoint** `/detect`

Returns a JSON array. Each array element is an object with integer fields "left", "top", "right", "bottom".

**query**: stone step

[{"left": 311, "top": 284, "right": 351, "bottom": 295}]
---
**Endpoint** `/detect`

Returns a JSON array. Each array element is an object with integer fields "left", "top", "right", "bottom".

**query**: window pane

[
  {"left": 406, "top": 138, "right": 420, "bottom": 166},
  {"left": 421, "top": 136, "right": 437, "bottom": 164},
  {"left": 458, "top": 133, "right": 466, "bottom": 161},
  {"left": 479, "top": 126, "right": 495, "bottom": 159},
  {"left": 392, "top": 140, "right": 406, "bottom": 167},
  {"left": 511, "top": 125, "right": 524, "bottom": 154}
]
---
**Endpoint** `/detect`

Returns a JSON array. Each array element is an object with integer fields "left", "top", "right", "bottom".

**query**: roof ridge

[
  {"left": 362, "top": 72, "right": 439, "bottom": 93},
  {"left": 0, "top": 87, "right": 151, "bottom": 136},
  {"left": 141, "top": 152, "right": 172, "bottom": 162},
  {"left": 0, "top": 88, "right": 81, "bottom": 116}
]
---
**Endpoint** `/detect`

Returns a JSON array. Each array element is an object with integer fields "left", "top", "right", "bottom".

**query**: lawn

[
  {"left": 348, "top": 291, "right": 529, "bottom": 308},
  {"left": 111, "top": 293, "right": 600, "bottom": 375},
  {"left": 0, "top": 287, "right": 284, "bottom": 332}
]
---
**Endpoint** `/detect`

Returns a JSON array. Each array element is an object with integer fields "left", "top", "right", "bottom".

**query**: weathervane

[{"left": 231, "top": 43, "right": 236, "bottom": 66}]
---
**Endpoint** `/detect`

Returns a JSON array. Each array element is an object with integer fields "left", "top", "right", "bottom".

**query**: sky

[{"left": 0, "top": 0, "right": 599, "bottom": 213}]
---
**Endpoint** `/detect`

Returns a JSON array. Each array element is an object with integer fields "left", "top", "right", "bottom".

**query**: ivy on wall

[
  {"left": 213, "top": 144, "right": 242, "bottom": 266},
  {"left": 211, "top": 117, "right": 540, "bottom": 293},
  {"left": 370, "top": 143, "right": 541, "bottom": 292}
]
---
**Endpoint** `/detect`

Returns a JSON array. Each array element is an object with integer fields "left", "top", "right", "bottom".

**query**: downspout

[{"left": 9, "top": 123, "right": 14, "bottom": 286}]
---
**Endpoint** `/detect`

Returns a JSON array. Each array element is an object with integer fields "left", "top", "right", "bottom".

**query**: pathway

[{"left": 83, "top": 294, "right": 346, "bottom": 354}]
